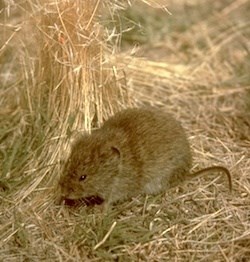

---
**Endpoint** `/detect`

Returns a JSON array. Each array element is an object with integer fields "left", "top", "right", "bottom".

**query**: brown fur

[{"left": 59, "top": 107, "right": 231, "bottom": 206}]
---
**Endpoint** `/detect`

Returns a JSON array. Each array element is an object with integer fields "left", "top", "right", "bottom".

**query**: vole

[{"left": 59, "top": 107, "right": 232, "bottom": 207}]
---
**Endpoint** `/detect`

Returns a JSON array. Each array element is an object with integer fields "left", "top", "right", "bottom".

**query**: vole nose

[
  {"left": 59, "top": 182, "right": 75, "bottom": 199},
  {"left": 60, "top": 187, "right": 67, "bottom": 198},
  {"left": 55, "top": 196, "right": 65, "bottom": 205}
]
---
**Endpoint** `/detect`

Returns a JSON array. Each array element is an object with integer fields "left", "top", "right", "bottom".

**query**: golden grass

[{"left": 1, "top": 0, "right": 250, "bottom": 261}]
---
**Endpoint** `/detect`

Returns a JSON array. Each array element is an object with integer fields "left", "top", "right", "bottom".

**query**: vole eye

[{"left": 79, "top": 175, "right": 87, "bottom": 181}]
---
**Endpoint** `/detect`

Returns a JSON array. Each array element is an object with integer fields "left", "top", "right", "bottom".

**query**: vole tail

[{"left": 190, "top": 166, "right": 232, "bottom": 192}]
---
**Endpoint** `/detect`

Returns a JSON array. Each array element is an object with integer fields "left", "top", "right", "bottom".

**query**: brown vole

[{"left": 59, "top": 107, "right": 232, "bottom": 207}]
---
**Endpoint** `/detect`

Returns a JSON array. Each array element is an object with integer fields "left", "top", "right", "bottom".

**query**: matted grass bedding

[{"left": 1, "top": 0, "right": 249, "bottom": 261}]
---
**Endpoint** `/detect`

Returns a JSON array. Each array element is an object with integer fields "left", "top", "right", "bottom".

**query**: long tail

[{"left": 191, "top": 166, "right": 232, "bottom": 192}]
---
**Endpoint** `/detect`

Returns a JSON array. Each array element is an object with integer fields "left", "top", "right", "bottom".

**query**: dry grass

[{"left": 1, "top": 0, "right": 250, "bottom": 261}]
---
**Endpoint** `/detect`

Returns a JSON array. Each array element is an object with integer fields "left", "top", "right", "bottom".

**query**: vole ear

[{"left": 111, "top": 146, "right": 121, "bottom": 159}]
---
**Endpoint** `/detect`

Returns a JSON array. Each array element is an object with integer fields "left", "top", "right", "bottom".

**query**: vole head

[{"left": 59, "top": 133, "right": 121, "bottom": 201}]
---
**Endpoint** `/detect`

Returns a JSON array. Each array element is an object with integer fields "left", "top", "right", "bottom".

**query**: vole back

[{"left": 101, "top": 107, "right": 192, "bottom": 194}]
